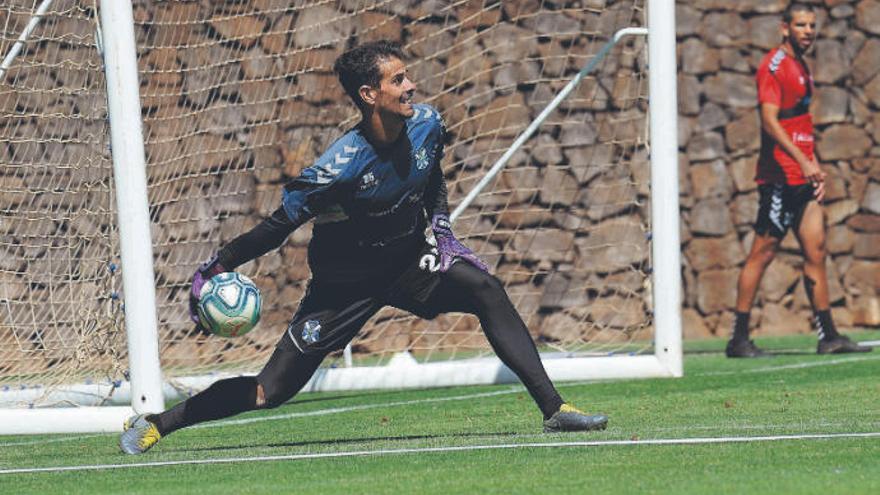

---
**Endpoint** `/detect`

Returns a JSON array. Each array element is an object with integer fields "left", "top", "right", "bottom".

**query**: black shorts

[
  {"left": 754, "top": 183, "right": 815, "bottom": 239},
  {"left": 278, "top": 242, "right": 446, "bottom": 354}
]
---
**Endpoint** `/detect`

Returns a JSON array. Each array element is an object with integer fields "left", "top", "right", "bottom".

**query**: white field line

[
  {"left": 0, "top": 388, "right": 522, "bottom": 448},
  {"left": 0, "top": 353, "right": 874, "bottom": 448},
  {"left": 2, "top": 432, "right": 879, "bottom": 476},
  {"left": 652, "top": 421, "right": 880, "bottom": 432},
  {"left": 694, "top": 354, "right": 880, "bottom": 376},
  {"left": 208, "top": 354, "right": 879, "bottom": 429},
  {"left": 0, "top": 434, "right": 104, "bottom": 448}
]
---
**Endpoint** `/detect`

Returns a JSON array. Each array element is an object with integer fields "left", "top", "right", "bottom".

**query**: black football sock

[
  {"left": 428, "top": 263, "right": 564, "bottom": 420},
  {"left": 148, "top": 376, "right": 258, "bottom": 437},
  {"left": 814, "top": 309, "right": 839, "bottom": 341},
  {"left": 732, "top": 311, "right": 751, "bottom": 342}
]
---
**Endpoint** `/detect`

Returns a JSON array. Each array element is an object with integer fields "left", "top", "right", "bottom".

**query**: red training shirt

[{"left": 755, "top": 47, "right": 814, "bottom": 186}]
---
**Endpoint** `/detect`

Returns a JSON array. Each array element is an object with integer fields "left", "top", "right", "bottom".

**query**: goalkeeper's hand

[
  {"left": 188, "top": 254, "right": 226, "bottom": 334},
  {"left": 431, "top": 214, "right": 489, "bottom": 273}
]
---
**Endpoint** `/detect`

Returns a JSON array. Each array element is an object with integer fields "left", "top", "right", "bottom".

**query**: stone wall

[
  {"left": 2, "top": 0, "right": 877, "bottom": 375},
  {"left": 676, "top": 0, "right": 880, "bottom": 338},
  {"left": 127, "top": 0, "right": 660, "bottom": 361}
]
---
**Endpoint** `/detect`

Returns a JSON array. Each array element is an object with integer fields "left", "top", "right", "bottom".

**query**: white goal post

[{"left": 0, "top": 0, "right": 680, "bottom": 435}]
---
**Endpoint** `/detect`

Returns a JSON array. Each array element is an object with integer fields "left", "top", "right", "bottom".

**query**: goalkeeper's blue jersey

[{"left": 281, "top": 103, "right": 446, "bottom": 282}]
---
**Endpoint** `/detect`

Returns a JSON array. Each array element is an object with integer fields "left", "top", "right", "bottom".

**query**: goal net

[
  {"left": 0, "top": 0, "right": 680, "bottom": 429},
  {"left": 0, "top": 1, "right": 124, "bottom": 408}
]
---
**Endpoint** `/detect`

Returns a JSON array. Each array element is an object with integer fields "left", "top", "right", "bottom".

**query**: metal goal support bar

[{"left": 449, "top": 27, "right": 649, "bottom": 223}]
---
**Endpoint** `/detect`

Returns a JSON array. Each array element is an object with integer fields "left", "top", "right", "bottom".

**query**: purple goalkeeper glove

[
  {"left": 431, "top": 214, "right": 488, "bottom": 273},
  {"left": 188, "top": 254, "right": 226, "bottom": 332}
]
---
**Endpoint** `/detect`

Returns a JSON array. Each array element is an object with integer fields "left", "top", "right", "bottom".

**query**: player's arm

[
  {"left": 422, "top": 111, "right": 451, "bottom": 220},
  {"left": 188, "top": 207, "right": 299, "bottom": 332},
  {"left": 759, "top": 102, "right": 821, "bottom": 181},
  {"left": 759, "top": 102, "right": 825, "bottom": 200},
  {"left": 424, "top": 160, "right": 450, "bottom": 219},
  {"left": 424, "top": 121, "right": 487, "bottom": 273},
  {"left": 210, "top": 163, "right": 340, "bottom": 271},
  {"left": 216, "top": 207, "right": 298, "bottom": 270},
  {"left": 189, "top": 157, "right": 345, "bottom": 330}
]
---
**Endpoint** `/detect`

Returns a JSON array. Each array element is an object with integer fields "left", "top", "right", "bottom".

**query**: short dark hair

[
  {"left": 783, "top": 2, "right": 815, "bottom": 23},
  {"left": 333, "top": 40, "right": 406, "bottom": 108}
]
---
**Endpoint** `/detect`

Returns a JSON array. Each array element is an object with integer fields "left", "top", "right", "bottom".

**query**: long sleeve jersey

[{"left": 219, "top": 103, "right": 450, "bottom": 285}]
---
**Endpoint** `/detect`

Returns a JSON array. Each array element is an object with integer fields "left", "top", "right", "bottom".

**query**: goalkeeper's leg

[
  {"left": 120, "top": 346, "right": 327, "bottom": 454},
  {"left": 121, "top": 280, "right": 381, "bottom": 454},
  {"left": 397, "top": 262, "right": 607, "bottom": 432}
]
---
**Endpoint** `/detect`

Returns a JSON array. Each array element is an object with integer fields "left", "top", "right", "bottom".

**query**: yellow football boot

[
  {"left": 119, "top": 414, "right": 162, "bottom": 455},
  {"left": 543, "top": 403, "right": 608, "bottom": 433}
]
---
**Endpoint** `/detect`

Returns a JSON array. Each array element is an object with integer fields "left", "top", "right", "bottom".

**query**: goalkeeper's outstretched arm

[{"left": 217, "top": 206, "right": 299, "bottom": 270}]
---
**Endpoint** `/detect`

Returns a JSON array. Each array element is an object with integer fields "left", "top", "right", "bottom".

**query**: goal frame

[{"left": 0, "top": 0, "right": 680, "bottom": 435}]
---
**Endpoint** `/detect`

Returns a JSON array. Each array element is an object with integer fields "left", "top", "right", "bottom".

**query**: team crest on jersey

[
  {"left": 414, "top": 147, "right": 430, "bottom": 170},
  {"left": 301, "top": 320, "right": 321, "bottom": 344}
]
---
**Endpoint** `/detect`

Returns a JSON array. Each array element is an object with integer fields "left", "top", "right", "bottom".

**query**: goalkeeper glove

[
  {"left": 188, "top": 254, "right": 226, "bottom": 334},
  {"left": 431, "top": 214, "right": 488, "bottom": 273}
]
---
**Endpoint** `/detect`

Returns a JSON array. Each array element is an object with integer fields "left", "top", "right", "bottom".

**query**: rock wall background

[
  {"left": 2, "top": 0, "right": 878, "bottom": 383},
  {"left": 138, "top": 0, "right": 880, "bottom": 351},
  {"left": 676, "top": 0, "right": 880, "bottom": 338},
  {"left": 128, "top": 0, "right": 660, "bottom": 369}
]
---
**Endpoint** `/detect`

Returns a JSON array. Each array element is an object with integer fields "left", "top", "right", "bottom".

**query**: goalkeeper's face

[{"left": 370, "top": 56, "right": 416, "bottom": 119}]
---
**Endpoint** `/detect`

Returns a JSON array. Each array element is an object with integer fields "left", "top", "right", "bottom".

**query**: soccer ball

[{"left": 197, "top": 272, "right": 261, "bottom": 338}]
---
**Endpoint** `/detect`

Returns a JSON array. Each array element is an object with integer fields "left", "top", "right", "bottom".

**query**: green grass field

[{"left": 1, "top": 331, "right": 878, "bottom": 494}]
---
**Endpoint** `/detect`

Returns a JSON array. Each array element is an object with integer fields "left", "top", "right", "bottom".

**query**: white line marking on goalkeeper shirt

[
  {"left": 695, "top": 354, "right": 880, "bottom": 376},
  {"left": 196, "top": 387, "right": 523, "bottom": 429},
  {"left": 3, "top": 432, "right": 879, "bottom": 475}
]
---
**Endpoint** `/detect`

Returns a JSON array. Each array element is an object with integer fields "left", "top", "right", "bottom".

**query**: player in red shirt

[{"left": 726, "top": 3, "right": 870, "bottom": 357}]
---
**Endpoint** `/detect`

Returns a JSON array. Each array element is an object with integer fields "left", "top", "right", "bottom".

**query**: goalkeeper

[{"left": 120, "top": 40, "right": 607, "bottom": 455}]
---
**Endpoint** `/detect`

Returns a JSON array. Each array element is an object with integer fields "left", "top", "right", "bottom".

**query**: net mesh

[
  {"left": 0, "top": 0, "right": 650, "bottom": 407},
  {"left": 0, "top": 0, "right": 125, "bottom": 406}
]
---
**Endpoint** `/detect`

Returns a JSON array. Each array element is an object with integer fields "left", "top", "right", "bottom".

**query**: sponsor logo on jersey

[
  {"left": 367, "top": 191, "right": 423, "bottom": 217},
  {"left": 301, "top": 320, "right": 321, "bottom": 344},
  {"left": 792, "top": 132, "right": 814, "bottom": 144},
  {"left": 359, "top": 171, "right": 378, "bottom": 191}
]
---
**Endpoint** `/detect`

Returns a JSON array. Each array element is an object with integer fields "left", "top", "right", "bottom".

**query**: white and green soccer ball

[{"left": 197, "top": 272, "right": 261, "bottom": 338}]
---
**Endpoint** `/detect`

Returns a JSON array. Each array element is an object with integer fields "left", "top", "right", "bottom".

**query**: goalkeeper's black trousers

[{"left": 150, "top": 262, "right": 564, "bottom": 436}]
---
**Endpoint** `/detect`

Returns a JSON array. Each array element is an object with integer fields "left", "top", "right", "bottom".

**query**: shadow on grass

[
  {"left": 686, "top": 348, "right": 824, "bottom": 357},
  {"left": 284, "top": 393, "right": 367, "bottom": 405},
  {"left": 170, "top": 431, "right": 519, "bottom": 454},
  {"left": 764, "top": 350, "right": 819, "bottom": 356}
]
